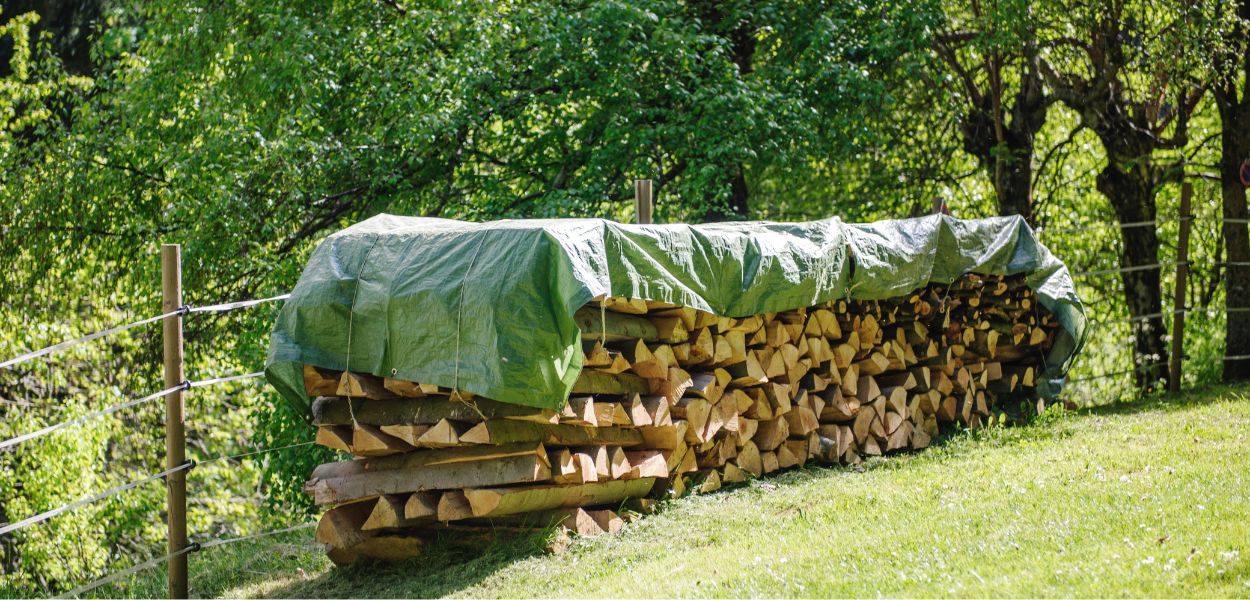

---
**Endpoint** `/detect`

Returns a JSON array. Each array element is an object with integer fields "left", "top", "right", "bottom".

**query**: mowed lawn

[{"left": 103, "top": 386, "right": 1250, "bottom": 598}]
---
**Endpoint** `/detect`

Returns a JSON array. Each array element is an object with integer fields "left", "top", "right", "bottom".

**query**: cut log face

[
  {"left": 304, "top": 365, "right": 344, "bottom": 396},
  {"left": 316, "top": 425, "right": 354, "bottom": 453},
  {"left": 338, "top": 372, "right": 392, "bottom": 400},
  {"left": 352, "top": 425, "right": 414, "bottom": 456},
  {"left": 437, "top": 490, "right": 475, "bottom": 522},
  {"left": 304, "top": 273, "right": 1057, "bottom": 562}
]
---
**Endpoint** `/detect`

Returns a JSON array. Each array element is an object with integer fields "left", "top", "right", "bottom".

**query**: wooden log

[
  {"left": 622, "top": 395, "right": 653, "bottom": 427},
  {"left": 760, "top": 450, "right": 780, "bottom": 474},
  {"left": 316, "top": 500, "right": 374, "bottom": 550},
  {"left": 639, "top": 423, "right": 686, "bottom": 450},
  {"left": 753, "top": 417, "right": 790, "bottom": 451},
  {"left": 574, "top": 306, "right": 660, "bottom": 342},
  {"left": 737, "top": 417, "right": 759, "bottom": 444},
  {"left": 351, "top": 424, "right": 414, "bottom": 456},
  {"left": 378, "top": 424, "right": 432, "bottom": 446},
  {"left": 651, "top": 367, "right": 695, "bottom": 403},
  {"left": 383, "top": 378, "right": 438, "bottom": 398},
  {"left": 695, "top": 469, "right": 723, "bottom": 494},
  {"left": 304, "top": 364, "right": 342, "bottom": 396},
  {"left": 463, "top": 478, "right": 657, "bottom": 517},
  {"left": 607, "top": 446, "right": 633, "bottom": 479},
  {"left": 363, "top": 494, "right": 432, "bottom": 530},
  {"left": 306, "top": 443, "right": 552, "bottom": 504},
  {"left": 413, "top": 418, "right": 463, "bottom": 448},
  {"left": 405, "top": 491, "right": 440, "bottom": 519},
  {"left": 857, "top": 374, "right": 881, "bottom": 402},
  {"left": 624, "top": 451, "right": 669, "bottom": 479},
  {"left": 641, "top": 395, "right": 673, "bottom": 426},
  {"left": 782, "top": 406, "right": 819, "bottom": 437},
  {"left": 551, "top": 449, "right": 600, "bottom": 484},
  {"left": 587, "top": 509, "right": 625, "bottom": 534},
  {"left": 819, "top": 393, "right": 860, "bottom": 423},
  {"left": 735, "top": 441, "right": 763, "bottom": 477},
  {"left": 337, "top": 371, "right": 394, "bottom": 400},
  {"left": 725, "top": 352, "right": 768, "bottom": 387},
  {"left": 684, "top": 327, "right": 716, "bottom": 366},
  {"left": 460, "top": 420, "right": 644, "bottom": 447},
  {"left": 437, "top": 490, "right": 475, "bottom": 522},
  {"left": 312, "top": 396, "right": 556, "bottom": 426},
  {"left": 573, "top": 370, "right": 651, "bottom": 396},
  {"left": 600, "top": 296, "right": 649, "bottom": 315},
  {"left": 315, "top": 425, "right": 354, "bottom": 453},
  {"left": 648, "top": 315, "right": 691, "bottom": 343},
  {"left": 721, "top": 462, "right": 747, "bottom": 484}
]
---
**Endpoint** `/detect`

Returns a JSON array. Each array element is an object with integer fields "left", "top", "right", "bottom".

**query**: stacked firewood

[{"left": 305, "top": 273, "right": 1057, "bottom": 564}]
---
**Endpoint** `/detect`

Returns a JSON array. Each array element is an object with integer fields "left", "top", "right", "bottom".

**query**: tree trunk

[
  {"left": 694, "top": 1, "right": 754, "bottom": 222},
  {"left": 961, "top": 105, "right": 1038, "bottom": 222},
  {"left": 957, "top": 51, "right": 1047, "bottom": 223},
  {"left": 1218, "top": 103, "right": 1250, "bottom": 380},
  {"left": 0, "top": 0, "right": 104, "bottom": 77},
  {"left": 1216, "top": 0, "right": 1250, "bottom": 381},
  {"left": 1096, "top": 160, "right": 1170, "bottom": 390}
]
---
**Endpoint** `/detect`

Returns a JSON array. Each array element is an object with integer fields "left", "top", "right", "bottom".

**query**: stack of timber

[{"left": 305, "top": 272, "right": 1058, "bottom": 563}]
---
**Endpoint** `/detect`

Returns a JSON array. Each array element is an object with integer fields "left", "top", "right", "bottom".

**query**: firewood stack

[{"left": 304, "top": 272, "right": 1058, "bottom": 564}]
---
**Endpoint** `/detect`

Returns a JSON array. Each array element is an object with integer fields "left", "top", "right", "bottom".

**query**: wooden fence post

[
  {"left": 634, "top": 179, "right": 653, "bottom": 225},
  {"left": 161, "top": 244, "right": 189, "bottom": 599},
  {"left": 1169, "top": 183, "right": 1192, "bottom": 393}
]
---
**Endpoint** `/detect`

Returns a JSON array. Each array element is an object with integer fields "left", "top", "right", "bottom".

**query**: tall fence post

[
  {"left": 1169, "top": 183, "right": 1192, "bottom": 394},
  {"left": 634, "top": 179, "right": 653, "bottom": 225},
  {"left": 161, "top": 244, "right": 188, "bottom": 599}
]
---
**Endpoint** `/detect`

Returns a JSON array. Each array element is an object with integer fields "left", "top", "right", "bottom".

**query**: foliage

[{"left": 1, "top": 0, "right": 1248, "bottom": 594}]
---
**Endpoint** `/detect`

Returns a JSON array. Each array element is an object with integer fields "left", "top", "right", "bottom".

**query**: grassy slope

[{"left": 99, "top": 386, "right": 1250, "bottom": 598}]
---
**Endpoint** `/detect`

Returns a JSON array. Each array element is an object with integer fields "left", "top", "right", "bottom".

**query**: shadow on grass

[
  {"left": 261, "top": 529, "right": 553, "bottom": 599},
  {"left": 1076, "top": 381, "right": 1249, "bottom": 417}
]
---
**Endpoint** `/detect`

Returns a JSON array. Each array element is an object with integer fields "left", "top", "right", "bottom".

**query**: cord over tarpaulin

[{"left": 265, "top": 214, "right": 1086, "bottom": 416}]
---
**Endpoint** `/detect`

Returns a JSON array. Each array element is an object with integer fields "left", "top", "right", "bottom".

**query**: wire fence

[
  {"left": 58, "top": 522, "right": 316, "bottom": 599},
  {"left": 0, "top": 292, "right": 304, "bottom": 598}
]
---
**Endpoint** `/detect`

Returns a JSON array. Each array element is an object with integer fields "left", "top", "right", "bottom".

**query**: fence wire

[
  {"left": 1037, "top": 218, "right": 1179, "bottom": 236},
  {"left": 0, "top": 309, "right": 183, "bottom": 371},
  {"left": 197, "top": 522, "right": 316, "bottom": 550},
  {"left": 200, "top": 440, "right": 315, "bottom": 466},
  {"left": 57, "top": 544, "right": 198, "bottom": 599},
  {"left": 1, "top": 371, "right": 266, "bottom": 452},
  {"left": 0, "top": 461, "right": 194, "bottom": 536},
  {"left": 58, "top": 522, "right": 315, "bottom": 599},
  {"left": 1086, "top": 305, "right": 1250, "bottom": 328},
  {"left": 1066, "top": 360, "right": 1167, "bottom": 384},
  {"left": 1072, "top": 261, "right": 1181, "bottom": 279},
  {"left": 189, "top": 371, "right": 265, "bottom": 388},
  {"left": 187, "top": 294, "right": 291, "bottom": 315},
  {"left": 0, "top": 383, "right": 187, "bottom": 452},
  {"left": 0, "top": 294, "right": 289, "bottom": 371}
]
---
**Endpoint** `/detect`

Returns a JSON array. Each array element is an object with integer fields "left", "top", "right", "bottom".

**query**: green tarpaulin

[{"left": 265, "top": 214, "right": 1086, "bottom": 416}]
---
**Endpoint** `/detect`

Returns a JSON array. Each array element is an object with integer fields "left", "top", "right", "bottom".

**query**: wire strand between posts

[
  {"left": 0, "top": 309, "right": 184, "bottom": 370},
  {"left": 0, "top": 461, "right": 194, "bottom": 536}
]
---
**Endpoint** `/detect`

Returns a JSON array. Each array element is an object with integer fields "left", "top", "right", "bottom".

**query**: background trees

[{"left": 1, "top": 0, "right": 1248, "bottom": 594}]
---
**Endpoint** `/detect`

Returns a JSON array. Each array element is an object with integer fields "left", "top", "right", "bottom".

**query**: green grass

[{"left": 96, "top": 386, "right": 1250, "bottom": 598}]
